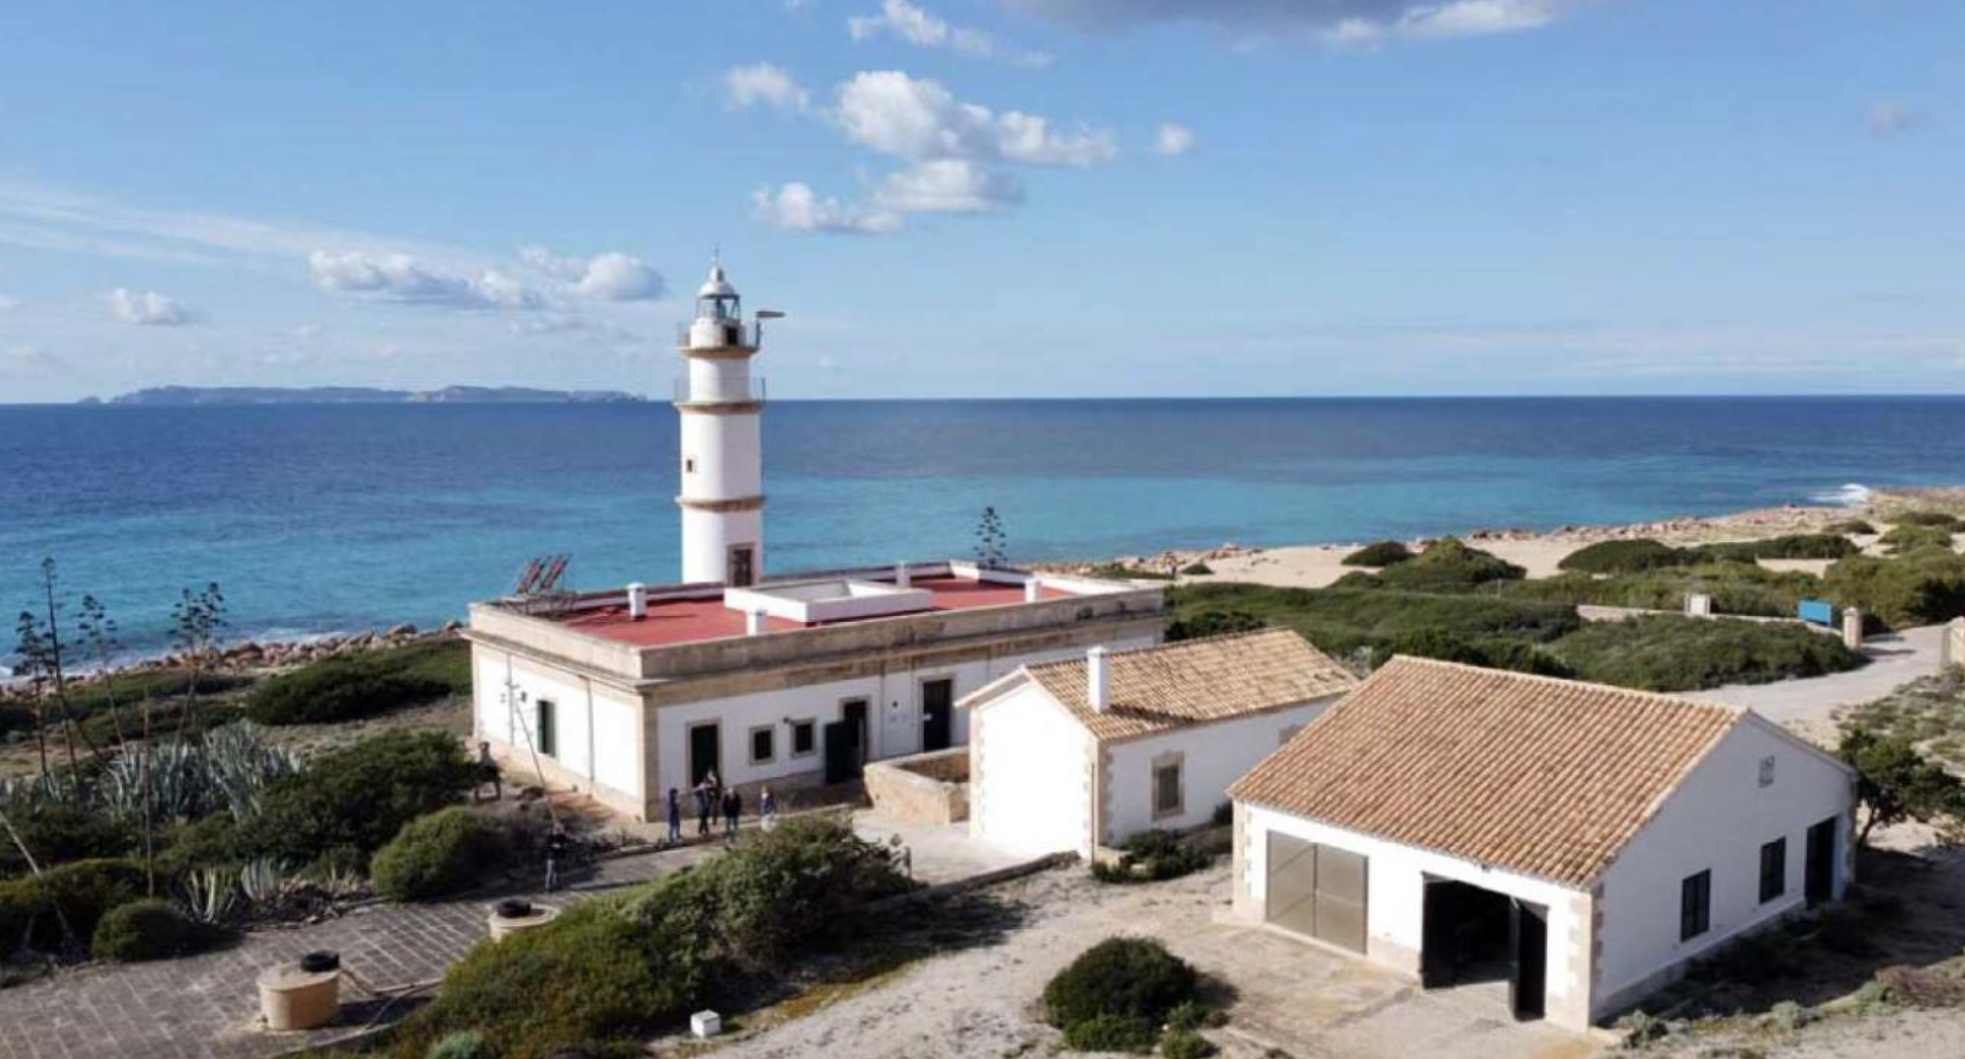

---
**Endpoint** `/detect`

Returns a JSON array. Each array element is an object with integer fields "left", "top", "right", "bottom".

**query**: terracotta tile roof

[
  {"left": 1229, "top": 656, "right": 1744, "bottom": 887},
  {"left": 1020, "top": 629, "right": 1359, "bottom": 743}
]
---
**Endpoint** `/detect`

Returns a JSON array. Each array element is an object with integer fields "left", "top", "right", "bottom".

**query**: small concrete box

[
  {"left": 488, "top": 901, "right": 559, "bottom": 941},
  {"left": 690, "top": 1010, "right": 723, "bottom": 1039},
  {"left": 257, "top": 965, "right": 340, "bottom": 1031}
]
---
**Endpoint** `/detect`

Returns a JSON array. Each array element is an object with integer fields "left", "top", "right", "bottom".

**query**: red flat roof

[{"left": 556, "top": 575, "right": 1076, "bottom": 648}]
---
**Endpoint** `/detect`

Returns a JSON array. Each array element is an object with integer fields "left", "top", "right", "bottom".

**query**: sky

[{"left": 0, "top": 0, "right": 1960, "bottom": 403}]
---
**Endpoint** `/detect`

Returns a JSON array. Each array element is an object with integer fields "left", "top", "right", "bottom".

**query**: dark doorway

[
  {"left": 728, "top": 546, "right": 756, "bottom": 587},
  {"left": 1805, "top": 817, "right": 1838, "bottom": 905},
  {"left": 688, "top": 723, "right": 720, "bottom": 786},
  {"left": 921, "top": 678, "right": 954, "bottom": 752},
  {"left": 1510, "top": 900, "right": 1548, "bottom": 1021},
  {"left": 825, "top": 699, "right": 869, "bottom": 784}
]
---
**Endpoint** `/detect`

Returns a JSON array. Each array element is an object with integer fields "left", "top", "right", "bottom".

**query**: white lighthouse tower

[{"left": 676, "top": 257, "right": 772, "bottom": 585}]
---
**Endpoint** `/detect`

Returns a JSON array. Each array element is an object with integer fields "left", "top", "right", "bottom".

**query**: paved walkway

[
  {"left": 0, "top": 808, "right": 1025, "bottom": 1059},
  {"left": 1686, "top": 623, "right": 1949, "bottom": 734}
]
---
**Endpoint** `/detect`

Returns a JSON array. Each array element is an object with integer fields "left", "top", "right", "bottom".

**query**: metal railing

[
  {"left": 675, "top": 320, "right": 760, "bottom": 349},
  {"left": 673, "top": 375, "right": 766, "bottom": 405}
]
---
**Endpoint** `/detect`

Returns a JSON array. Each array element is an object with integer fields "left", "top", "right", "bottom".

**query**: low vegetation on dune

[
  {"left": 244, "top": 638, "right": 468, "bottom": 726},
  {"left": 1336, "top": 537, "right": 1526, "bottom": 592},
  {"left": 1167, "top": 581, "right": 1579, "bottom": 660},
  {"left": 1549, "top": 615, "right": 1865, "bottom": 692},
  {"left": 1558, "top": 534, "right": 1859, "bottom": 576},
  {"left": 1340, "top": 540, "right": 1413, "bottom": 567},
  {"left": 1501, "top": 564, "right": 1825, "bottom": 620}
]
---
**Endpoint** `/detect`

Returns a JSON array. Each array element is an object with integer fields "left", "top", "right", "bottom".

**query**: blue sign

[{"left": 1798, "top": 599, "right": 1835, "bottom": 627}]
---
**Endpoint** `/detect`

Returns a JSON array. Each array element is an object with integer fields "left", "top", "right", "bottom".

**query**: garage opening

[
  {"left": 1264, "top": 832, "right": 1367, "bottom": 954},
  {"left": 1421, "top": 879, "right": 1547, "bottom": 1021}
]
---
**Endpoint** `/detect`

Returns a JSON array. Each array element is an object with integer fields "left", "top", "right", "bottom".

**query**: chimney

[
  {"left": 894, "top": 561, "right": 911, "bottom": 588},
  {"left": 746, "top": 609, "right": 767, "bottom": 635},
  {"left": 626, "top": 582, "right": 648, "bottom": 620},
  {"left": 1023, "top": 577, "right": 1042, "bottom": 603},
  {"left": 1086, "top": 646, "right": 1110, "bottom": 713}
]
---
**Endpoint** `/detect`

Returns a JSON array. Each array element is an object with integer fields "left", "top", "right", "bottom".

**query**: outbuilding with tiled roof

[
  {"left": 1227, "top": 656, "right": 1857, "bottom": 1032},
  {"left": 961, "top": 629, "right": 1358, "bottom": 858}
]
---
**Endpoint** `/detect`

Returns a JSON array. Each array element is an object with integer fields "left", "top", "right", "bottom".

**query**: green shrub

[
  {"left": 395, "top": 816, "right": 912, "bottom": 1059},
  {"left": 1356, "top": 538, "right": 1524, "bottom": 592},
  {"left": 1892, "top": 510, "right": 1962, "bottom": 529},
  {"left": 1044, "top": 937, "right": 1198, "bottom": 1035},
  {"left": 1063, "top": 1014, "right": 1160, "bottom": 1053},
  {"left": 1692, "top": 534, "right": 1860, "bottom": 562},
  {"left": 1179, "top": 561, "right": 1213, "bottom": 576},
  {"left": 64, "top": 668, "right": 251, "bottom": 717},
  {"left": 371, "top": 807, "right": 516, "bottom": 901},
  {"left": 91, "top": 898, "right": 204, "bottom": 962},
  {"left": 1093, "top": 831, "right": 1214, "bottom": 885},
  {"left": 425, "top": 1031, "right": 492, "bottom": 1059},
  {"left": 245, "top": 641, "right": 466, "bottom": 726},
  {"left": 1551, "top": 616, "right": 1865, "bottom": 692},
  {"left": 241, "top": 731, "right": 476, "bottom": 867},
  {"left": 1826, "top": 551, "right": 1965, "bottom": 628},
  {"left": 1160, "top": 1027, "right": 1219, "bottom": 1059},
  {"left": 1878, "top": 525, "right": 1956, "bottom": 555},
  {"left": 1559, "top": 539, "right": 1688, "bottom": 574},
  {"left": 1164, "top": 608, "right": 1266, "bottom": 643},
  {"left": 1168, "top": 583, "right": 1577, "bottom": 661},
  {"left": 1500, "top": 564, "right": 1823, "bottom": 619},
  {"left": 0, "top": 857, "right": 148, "bottom": 955},
  {"left": 0, "top": 802, "right": 134, "bottom": 878},
  {"left": 1341, "top": 541, "right": 1413, "bottom": 567},
  {"left": 1827, "top": 519, "right": 1877, "bottom": 536},
  {"left": 1368, "top": 628, "right": 1573, "bottom": 678}
]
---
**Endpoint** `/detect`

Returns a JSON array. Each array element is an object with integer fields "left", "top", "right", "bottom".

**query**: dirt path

[{"left": 1684, "top": 625, "right": 1948, "bottom": 743}]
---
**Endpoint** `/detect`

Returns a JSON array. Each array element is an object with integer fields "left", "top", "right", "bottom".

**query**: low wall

[
  {"left": 1575, "top": 605, "right": 1838, "bottom": 636},
  {"left": 865, "top": 747, "right": 969, "bottom": 825},
  {"left": 1946, "top": 619, "right": 1965, "bottom": 670}
]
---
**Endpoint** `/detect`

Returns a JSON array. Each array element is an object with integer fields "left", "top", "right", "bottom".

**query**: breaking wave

[{"left": 1810, "top": 483, "right": 1872, "bottom": 507}]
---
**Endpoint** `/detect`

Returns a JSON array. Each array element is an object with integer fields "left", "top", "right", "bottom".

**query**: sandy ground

[{"left": 675, "top": 864, "right": 1603, "bottom": 1059}]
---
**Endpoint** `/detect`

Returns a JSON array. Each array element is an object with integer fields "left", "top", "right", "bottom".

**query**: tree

[
  {"left": 1837, "top": 722, "right": 1965, "bottom": 847},
  {"left": 169, "top": 583, "right": 227, "bottom": 734},
  {"left": 12, "top": 607, "right": 53, "bottom": 780},
  {"left": 76, "top": 594, "right": 126, "bottom": 745},
  {"left": 974, "top": 506, "right": 1008, "bottom": 570}
]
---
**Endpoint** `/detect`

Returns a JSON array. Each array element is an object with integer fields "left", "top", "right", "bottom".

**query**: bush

[
  {"left": 1551, "top": 615, "right": 1866, "bottom": 692},
  {"left": 425, "top": 1031, "right": 492, "bottom": 1059},
  {"left": 1559, "top": 539, "right": 1687, "bottom": 574},
  {"left": 1164, "top": 608, "right": 1266, "bottom": 643},
  {"left": 245, "top": 641, "right": 465, "bottom": 726},
  {"left": 371, "top": 807, "right": 517, "bottom": 901},
  {"left": 1828, "top": 519, "right": 1878, "bottom": 536},
  {"left": 1354, "top": 538, "right": 1524, "bottom": 592},
  {"left": 0, "top": 857, "right": 148, "bottom": 955},
  {"left": 1500, "top": 564, "right": 1823, "bottom": 619},
  {"left": 1878, "top": 525, "right": 1956, "bottom": 555},
  {"left": 0, "top": 802, "right": 134, "bottom": 878},
  {"left": 1179, "top": 561, "right": 1213, "bottom": 576},
  {"left": 1168, "top": 583, "right": 1578, "bottom": 661},
  {"left": 1826, "top": 551, "right": 1965, "bottom": 628},
  {"left": 1341, "top": 541, "right": 1413, "bottom": 567},
  {"left": 1893, "top": 510, "right": 1962, "bottom": 529},
  {"left": 1368, "top": 628, "right": 1573, "bottom": 678},
  {"left": 395, "top": 816, "right": 912, "bottom": 1059},
  {"left": 1160, "top": 1027, "right": 1219, "bottom": 1059},
  {"left": 240, "top": 731, "right": 476, "bottom": 867},
  {"left": 1063, "top": 1014, "right": 1160, "bottom": 1053},
  {"left": 1692, "top": 534, "right": 1861, "bottom": 562},
  {"left": 91, "top": 898, "right": 204, "bottom": 961},
  {"left": 1044, "top": 938, "right": 1198, "bottom": 1036},
  {"left": 1093, "top": 831, "right": 1214, "bottom": 885}
]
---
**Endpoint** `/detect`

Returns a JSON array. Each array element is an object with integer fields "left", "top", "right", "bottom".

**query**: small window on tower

[{"left": 684, "top": 457, "right": 697, "bottom": 474}]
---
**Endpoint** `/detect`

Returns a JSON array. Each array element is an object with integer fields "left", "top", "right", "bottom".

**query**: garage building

[
  {"left": 964, "top": 629, "right": 1357, "bottom": 857},
  {"left": 1229, "top": 656, "right": 1857, "bottom": 1030}
]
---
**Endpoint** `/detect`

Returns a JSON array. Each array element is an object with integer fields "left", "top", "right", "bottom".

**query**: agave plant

[
  {"left": 178, "top": 866, "right": 243, "bottom": 925},
  {"left": 94, "top": 721, "right": 297, "bottom": 824},
  {"left": 238, "top": 857, "right": 294, "bottom": 907}
]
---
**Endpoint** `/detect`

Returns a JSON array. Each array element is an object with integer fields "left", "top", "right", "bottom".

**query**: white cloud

[
  {"left": 1867, "top": 100, "right": 1916, "bottom": 136},
  {"left": 875, "top": 159, "right": 1024, "bottom": 214},
  {"left": 725, "top": 62, "right": 810, "bottom": 111},
  {"left": 518, "top": 247, "right": 666, "bottom": 301},
  {"left": 308, "top": 250, "right": 543, "bottom": 310},
  {"left": 1154, "top": 122, "right": 1195, "bottom": 156},
  {"left": 1012, "top": 0, "right": 1579, "bottom": 43},
  {"left": 106, "top": 288, "right": 192, "bottom": 325},
  {"left": 834, "top": 70, "right": 1116, "bottom": 166},
  {"left": 0, "top": 294, "right": 18, "bottom": 312},
  {"left": 752, "top": 183, "right": 904, "bottom": 235},
  {"left": 847, "top": 1, "right": 1051, "bottom": 65}
]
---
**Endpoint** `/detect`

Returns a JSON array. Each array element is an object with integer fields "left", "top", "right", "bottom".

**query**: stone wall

[{"left": 865, "top": 747, "right": 970, "bottom": 824}]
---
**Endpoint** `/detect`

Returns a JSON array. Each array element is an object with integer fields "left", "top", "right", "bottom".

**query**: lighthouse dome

[{"left": 697, "top": 261, "right": 738, "bottom": 299}]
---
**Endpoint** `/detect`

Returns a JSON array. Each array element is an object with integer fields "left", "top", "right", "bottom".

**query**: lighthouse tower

[{"left": 676, "top": 257, "right": 768, "bottom": 586}]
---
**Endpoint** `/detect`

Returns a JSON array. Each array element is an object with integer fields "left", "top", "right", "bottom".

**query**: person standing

[
  {"left": 722, "top": 786, "right": 743, "bottom": 839},
  {"left": 693, "top": 779, "right": 713, "bottom": 837},
  {"left": 474, "top": 741, "right": 502, "bottom": 803},
  {"left": 544, "top": 823, "right": 568, "bottom": 892},
  {"left": 759, "top": 786, "right": 778, "bottom": 831},
  {"left": 666, "top": 787, "right": 683, "bottom": 844}
]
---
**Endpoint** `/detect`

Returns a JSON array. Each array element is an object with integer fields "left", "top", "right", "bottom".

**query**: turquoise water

[{"left": 3, "top": 397, "right": 1962, "bottom": 658}]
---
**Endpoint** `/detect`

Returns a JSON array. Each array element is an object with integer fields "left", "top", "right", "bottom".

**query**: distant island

[{"left": 92, "top": 385, "right": 649, "bottom": 406}]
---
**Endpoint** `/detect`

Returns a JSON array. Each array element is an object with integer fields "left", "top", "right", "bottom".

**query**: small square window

[
  {"left": 1152, "top": 757, "right": 1183, "bottom": 819},
  {"left": 1680, "top": 869, "right": 1712, "bottom": 941},
  {"left": 749, "top": 726, "right": 775, "bottom": 765},
  {"left": 790, "top": 719, "right": 817, "bottom": 757}
]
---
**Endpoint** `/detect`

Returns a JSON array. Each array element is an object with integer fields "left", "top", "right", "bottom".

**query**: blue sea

[{"left": 4, "top": 397, "right": 1964, "bottom": 659}]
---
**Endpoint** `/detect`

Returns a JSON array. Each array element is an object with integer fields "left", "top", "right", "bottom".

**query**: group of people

[{"left": 665, "top": 772, "right": 777, "bottom": 844}]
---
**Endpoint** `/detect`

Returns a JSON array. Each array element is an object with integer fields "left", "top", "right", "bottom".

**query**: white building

[
  {"left": 464, "top": 259, "right": 1164, "bottom": 819},
  {"left": 962, "top": 630, "right": 1358, "bottom": 858},
  {"left": 1229, "top": 657, "right": 1858, "bottom": 1031}
]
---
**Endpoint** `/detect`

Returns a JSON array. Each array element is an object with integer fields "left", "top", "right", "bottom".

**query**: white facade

[
  {"left": 676, "top": 259, "right": 766, "bottom": 585},
  {"left": 1234, "top": 712, "right": 1856, "bottom": 1030},
  {"left": 968, "top": 680, "right": 1334, "bottom": 858}
]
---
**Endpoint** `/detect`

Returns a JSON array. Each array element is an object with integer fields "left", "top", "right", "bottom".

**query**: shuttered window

[
  {"left": 1680, "top": 870, "right": 1712, "bottom": 941},
  {"left": 1759, "top": 838, "right": 1787, "bottom": 903}
]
